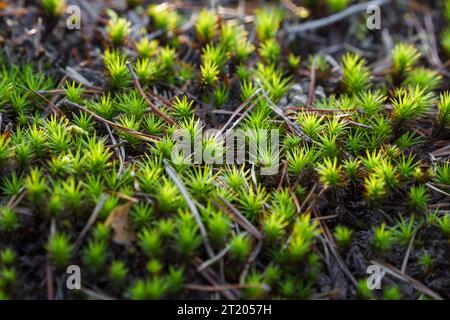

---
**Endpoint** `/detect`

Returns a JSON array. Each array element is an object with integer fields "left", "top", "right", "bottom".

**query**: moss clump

[{"left": 0, "top": 1, "right": 449, "bottom": 301}]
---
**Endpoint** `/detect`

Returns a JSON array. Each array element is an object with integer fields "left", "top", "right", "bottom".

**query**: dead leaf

[{"left": 105, "top": 202, "right": 136, "bottom": 245}]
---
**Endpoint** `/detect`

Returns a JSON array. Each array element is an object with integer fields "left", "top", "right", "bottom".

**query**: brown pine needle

[{"left": 125, "top": 61, "right": 177, "bottom": 126}]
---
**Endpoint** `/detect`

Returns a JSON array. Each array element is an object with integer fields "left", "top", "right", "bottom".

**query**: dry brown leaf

[{"left": 104, "top": 202, "right": 136, "bottom": 245}]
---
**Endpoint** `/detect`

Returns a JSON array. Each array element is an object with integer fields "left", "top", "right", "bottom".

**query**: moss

[
  {"left": 41, "top": 0, "right": 66, "bottom": 18},
  {"left": 0, "top": 2, "right": 448, "bottom": 301}
]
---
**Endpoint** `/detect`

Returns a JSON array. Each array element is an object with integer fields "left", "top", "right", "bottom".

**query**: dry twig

[
  {"left": 286, "top": 0, "right": 392, "bottom": 34},
  {"left": 164, "top": 161, "right": 215, "bottom": 259},
  {"left": 126, "top": 61, "right": 176, "bottom": 126}
]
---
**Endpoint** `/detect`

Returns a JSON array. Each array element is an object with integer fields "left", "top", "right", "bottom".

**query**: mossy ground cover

[{"left": 0, "top": 0, "right": 449, "bottom": 300}]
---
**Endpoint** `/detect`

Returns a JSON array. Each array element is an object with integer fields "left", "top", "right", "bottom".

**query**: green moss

[
  {"left": 333, "top": 225, "right": 353, "bottom": 248},
  {"left": 0, "top": 208, "right": 19, "bottom": 232},
  {"left": 0, "top": 1, "right": 448, "bottom": 301},
  {"left": 326, "top": 0, "right": 350, "bottom": 13},
  {"left": 47, "top": 233, "right": 73, "bottom": 268},
  {"left": 391, "top": 43, "right": 421, "bottom": 75},
  {"left": 341, "top": 53, "right": 371, "bottom": 94},
  {"left": 371, "top": 224, "right": 394, "bottom": 252},
  {"left": 106, "top": 10, "right": 131, "bottom": 46},
  {"left": 195, "top": 10, "right": 218, "bottom": 42},
  {"left": 41, "top": 0, "right": 66, "bottom": 17}
]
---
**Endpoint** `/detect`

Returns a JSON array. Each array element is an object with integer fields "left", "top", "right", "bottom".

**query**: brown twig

[
  {"left": 74, "top": 194, "right": 108, "bottom": 251},
  {"left": 371, "top": 259, "right": 444, "bottom": 300},
  {"left": 223, "top": 101, "right": 259, "bottom": 138},
  {"left": 37, "top": 89, "right": 103, "bottom": 95},
  {"left": 214, "top": 195, "right": 262, "bottom": 240},
  {"left": 239, "top": 240, "right": 263, "bottom": 284},
  {"left": 197, "top": 243, "right": 232, "bottom": 272},
  {"left": 286, "top": 0, "right": 392, "bottom": 34},
  {"left": 63, "top": 100, "right": 160, "bottom": 142},
  {"left": 426, "top": 183, "right": 450, "bottom": 197},
  {"left": 401, "top": 231, "right": 417, "bottom": 274},
  {"left": 314, "top": 208, "right": 358, "bottom": 287},
  {"left": 105, "top": 123, "right": 125, "bottom": 180},
  {"left": 64, "top": 66, "right": 102, "bottom": 90},
  {"left": 46, "top": 219, "right": 56, "bottom": 300},
  {"left": 299, "top": 183, "right": 317, "bottom": 213},
  {"left": 184, "top": 283, "right": 268, "bottom": 292},
  {"left": 29, "top": 89, "right": 63, "bottom": 116},
  {"left": 277, "top": 159, "right": 289, "bottom": 190},
  {"left": 81, "top": 287, "right": 116, "bottom": 300},
  {"left": 218, "top": 88, "right": 261, "bottom": 135},
  {"left": 164, "top": 161, "right": 215, "bottom": 259},
  {"left": 193, "top": 257, "right": 237, "bottom": 300},
  {"left": 125, "top": 61, "right": 176, "bottom": 126},
  {"left": 6, "top": 188, "right": 26, "bottom": 209},
  {"left": 257, "top": 82, "right": 313, "bottom": 143},
  {"left": 306, "top": 57, "right": 317, "bottom": 107}
]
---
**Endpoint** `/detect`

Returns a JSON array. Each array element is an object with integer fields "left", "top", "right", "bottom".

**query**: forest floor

[{"left": 0, "top": 0, "right": 449, "bottom": 300}]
